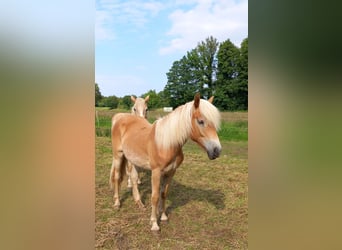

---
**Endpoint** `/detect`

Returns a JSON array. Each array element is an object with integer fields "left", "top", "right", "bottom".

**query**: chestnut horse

[
  {"left": 126, "top": 95, "right": 149, "bottom": 188},
  {"left": 110, "top": 94, "right": 221, "bottom": 231}
]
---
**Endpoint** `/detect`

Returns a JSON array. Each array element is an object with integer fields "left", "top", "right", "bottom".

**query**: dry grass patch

[{"left": 96, "top": 136, "right": 247, "bottom": 249}]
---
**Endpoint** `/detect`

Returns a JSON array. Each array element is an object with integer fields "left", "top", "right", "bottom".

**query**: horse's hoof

[
  {"left": 136, "top": 201, "right": 145, "bottom": 210},
  {"left": 160, "top": 213, "right": 168, "bottom": 221},
  {"left": 151, "top": 224, "right": 160, "bottom": 232},
  {"left": 113, "top": 201, "right": 120, "bottom": 209}
]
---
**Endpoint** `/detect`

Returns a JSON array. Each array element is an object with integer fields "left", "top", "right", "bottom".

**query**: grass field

[{"left": 95, "top": 108, "right": 248, "bottom": 249}]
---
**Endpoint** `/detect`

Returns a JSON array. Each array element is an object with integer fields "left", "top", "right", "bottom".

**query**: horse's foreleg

[
  {"left": 160, "top": 151, "right": 184, "bottom": 221},
  {"left": 159, "top": 169, "right": 176, "bottom": 221},
  {"left": 131, "top": 165, "right": 144, "bottom": 209},
  {"left": 150, "top": 168, "right": 161, "bottom": 231}
]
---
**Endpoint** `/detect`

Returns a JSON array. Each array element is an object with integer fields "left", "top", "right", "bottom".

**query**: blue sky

[{"left": 96, "top": 0, "right": 248, "bottom": 97}]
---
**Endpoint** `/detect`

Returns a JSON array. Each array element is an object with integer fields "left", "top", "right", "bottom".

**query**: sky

[{"left": 96, "top": 0, "right": 248, "bottom": 97}]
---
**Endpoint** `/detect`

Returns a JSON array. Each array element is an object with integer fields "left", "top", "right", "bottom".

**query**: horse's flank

[{"left": 113, "top": 115, "right": 147, "bottom": 160}]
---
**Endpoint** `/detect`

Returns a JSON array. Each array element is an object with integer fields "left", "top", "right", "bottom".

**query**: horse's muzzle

[{"left": 207, "top": 146, "right": 221, "bottom": 160}]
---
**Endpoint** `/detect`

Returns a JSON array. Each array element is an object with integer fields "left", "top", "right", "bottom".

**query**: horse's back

[
  {"left": 111, "top": 113, "right": 128, "bottom": 128},
  {"left": 112, "top": 113, "right": 152, "bottom": 168},
  {"left": 112, "top": 113, "right": 152, "bottom": 140},
  {"left": 112, "top": 113, "right": 149, "bottom": 129}
]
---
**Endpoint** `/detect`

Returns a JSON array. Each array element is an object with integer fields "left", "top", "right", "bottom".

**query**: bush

[{"left": 98, "top": 95, "right": 119, "bottom": 109}]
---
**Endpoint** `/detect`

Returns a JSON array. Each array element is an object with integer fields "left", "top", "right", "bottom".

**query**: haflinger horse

[
  {"left": 110, "top": 93, "right": 221, "bottom": 231},
  {"left": 130, "top": 95, "right": 149, "bottom": 119},
  {"left": 126, "top": 95, "right": 149, "bottom": 188}
]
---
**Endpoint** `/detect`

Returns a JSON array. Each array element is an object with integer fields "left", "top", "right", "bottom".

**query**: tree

[
  {"left": 215, "top": 39, "right": 241, "bottom": 110},
  {"left": 119, "top": 95, "right": 132, "bottom": 110},
  {"left": 163, "top": 36, "right": 248, "bottom": 111},
  {"left": 164, "top": 56, "right": 198, "bottom": 108},
  {"left": 164, "top": 36, "right": 219, "bottom": 108},
  {"left": 237, "top": 38, "right": 248, "bottom": 110},
  {"left": 97, "top": 95, "right": 119, "bottom": 109},
  {"left": 157, "top": 90, "right": 170, "bottom": 107},
  {"left": 95, "top": 83, "right": 103, "bottom": 106},
  {"left": 195, "top": 36, "right": 219, "bottom": 98},
  {"left": 141, "top": 90, "right": 162, "bottom": 109}
]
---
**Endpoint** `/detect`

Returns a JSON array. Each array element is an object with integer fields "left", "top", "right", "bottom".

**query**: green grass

[
  {"left": 95, "top": 108, "right": 248, "bottom": 141},
  {"left": 218, "top": 121, "right": 248, "bottom": 141},
  {"left": 95, "top": 109, "right": 248, "bottom": 249}
]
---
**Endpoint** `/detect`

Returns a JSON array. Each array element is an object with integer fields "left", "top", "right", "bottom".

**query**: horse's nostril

[
  {"left": 214, "top": 147, "right": 221, "bottom": 157},
  {"left": 207, "top": 146, "right": 221, "bottom": 160}
]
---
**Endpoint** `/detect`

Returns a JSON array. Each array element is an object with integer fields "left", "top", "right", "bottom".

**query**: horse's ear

[
  {"left": 144, "top": 95, "right": 150, "bottom": 102},
  {"left": 131, "top": 95, "right": 136, "bottom": 103},
  {"left": 194, "top": 93, "right": 200, "bottom": 108},
  {"left": 208, "top": 96, "right": 214, "bottom": 103}
]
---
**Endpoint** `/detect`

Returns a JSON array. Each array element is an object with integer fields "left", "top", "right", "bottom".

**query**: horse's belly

[{"left": 123, "top": 147, "right": 150, "bottom": 170}]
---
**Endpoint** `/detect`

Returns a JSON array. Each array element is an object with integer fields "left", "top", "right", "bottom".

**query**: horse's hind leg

[
  {"left": 126, "top": 161, "right": 141, "bottom": 188},
  {"left": 130, "top": 165, "right": 145, "bottom": 209},
  {"left": 109, "top": 158, "right": 115, "bottom": 191},
  {"left": 126, "top": 161, "right": 133, "bottom": 188},
  {"left": 110, "top": 153, "right": 126, "bottom": 208}
]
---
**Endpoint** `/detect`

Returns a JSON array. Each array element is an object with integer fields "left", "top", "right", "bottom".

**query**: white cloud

[
  {"left": 96, "top": 10, "right": 115, "bottom": 41},
  {"left": 96, "top": 0, "right": 164, "bottom": 42},
  {"left": 159, "top": 0, "right": 248, "bottom": 55}
]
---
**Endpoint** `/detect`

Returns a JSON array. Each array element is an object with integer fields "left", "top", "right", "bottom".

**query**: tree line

[{"left": 96, "top": 36, "right": 248, "bottom": 111}]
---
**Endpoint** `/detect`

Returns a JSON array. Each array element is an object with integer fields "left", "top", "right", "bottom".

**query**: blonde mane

[{"left": 155, "top": 99, "right": 221, "bottom": 149}]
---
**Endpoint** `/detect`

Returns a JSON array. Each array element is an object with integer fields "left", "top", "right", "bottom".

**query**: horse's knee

[{"left": 151, "top": 194, "right": 159, "bottom": 205}]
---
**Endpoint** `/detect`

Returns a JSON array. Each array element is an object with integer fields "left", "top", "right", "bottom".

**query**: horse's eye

[
  {"left": 133, "top": 108, "right": 136, "bottom": 112},
  {"left": 197, "top": 119, "right": 205, "bottom": 126}
]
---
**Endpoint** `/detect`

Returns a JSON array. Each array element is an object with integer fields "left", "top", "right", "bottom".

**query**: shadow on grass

[
  {"left": 167, "top": 179, "right": 225, "bottom": 210},
  {"left": 120, "top": 170, "right": 225, "bottom": 213}
]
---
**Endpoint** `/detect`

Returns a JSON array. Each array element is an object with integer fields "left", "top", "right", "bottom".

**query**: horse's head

[
  {"left": 190, "top": 94, "right": 222, "bottom": 160},
  {"left": 131, "top": 95, "right": 149, "bottom": 118}
]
